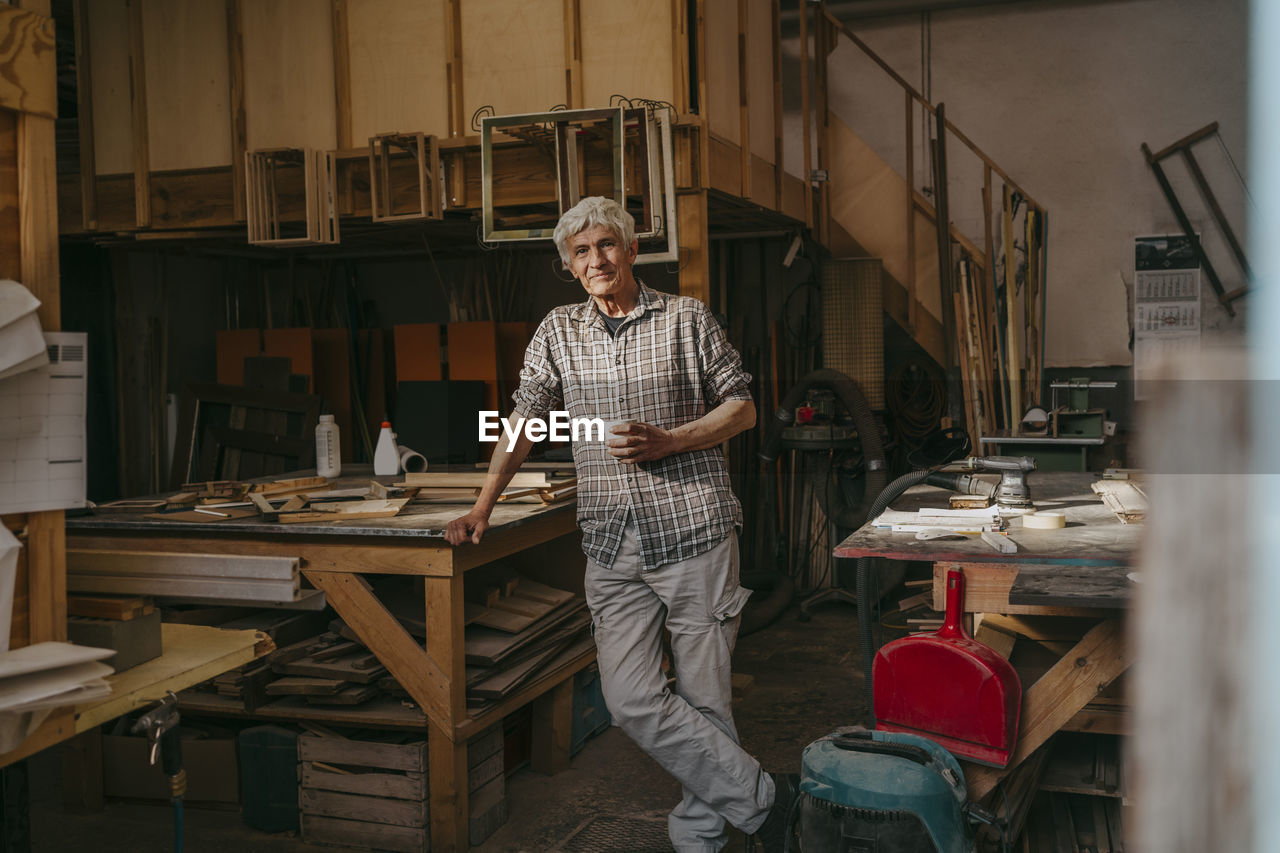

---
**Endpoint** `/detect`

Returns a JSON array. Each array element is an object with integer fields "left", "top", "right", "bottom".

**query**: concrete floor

[{"left": 26, "top": 598, "right": 875, "bottom": 853}]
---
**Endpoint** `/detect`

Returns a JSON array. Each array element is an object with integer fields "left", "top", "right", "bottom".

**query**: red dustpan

[{"left": 872, "top": 567, "right": 1021, "bottom": 767}]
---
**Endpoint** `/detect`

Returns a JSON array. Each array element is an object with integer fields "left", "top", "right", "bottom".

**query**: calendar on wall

[
  {"left": 1134, "top": 235, "right": 1201, "bottom": 399},
  {"left": 0, "top": 332, "right": 88, "bottom": 515}
]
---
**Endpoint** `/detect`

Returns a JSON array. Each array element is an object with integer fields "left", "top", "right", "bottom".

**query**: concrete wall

[{"left": 788, "top": 0, "right": 1249, "bottom": 367}]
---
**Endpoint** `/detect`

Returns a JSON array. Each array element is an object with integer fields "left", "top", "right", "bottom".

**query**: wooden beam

[
  {"left": 225, "top": 0, "right": 247, "bottom": 222},
  {"left": 18, "top": 116, "right": 59, "bottom": 326},
  {"left": 445, "top": 0, "right": 464, "bottom": 137},
  {"left": 72, "top": 0, "right": 97, "bottom": 231},
  {"left": 771, "top": 0, "right": 782, "bottom": 211},
  {"left": 330, "top": 0, "right": 352, "bottom": 150},
  {"left": 127, "top": 0, "right": 151, "bottom": 227},
  {"left": 0, "top": 4, "right": 56, "bottom": 119},
  {"left": 563, "top": 0, "right": 582, "bottom": 108},
  {"left": 425, "top": 572, "right": 467, "bottom": 852},
  {"left": 798, "top": 0, "right": 811, "bottom": 228},
  {"left": 736, "top": 0, "right": 750, "bottom": 200},
  {"left": 965, "top": 618, "right": 1131, "bottom": 800},
  {"left": 676, "top": 190, "right": 710, "bottom": 303},
  {"left": 303, "top": 570, "right": 452, "bottom": 731},
  {"left": 671, "top": 0, "right": 689, "bottom": 115},
  {"left": 26, "top": 511, "right": 66, "bottom": 643}
]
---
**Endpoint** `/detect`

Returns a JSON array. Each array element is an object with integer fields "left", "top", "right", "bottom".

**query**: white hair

[{"left": 552, "top": 197, "right": 636, "bottom": 266}]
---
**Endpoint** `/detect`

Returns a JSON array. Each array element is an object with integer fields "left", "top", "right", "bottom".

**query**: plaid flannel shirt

[{"left": 512, "top": 283, "right": 753, "bottom": 571}]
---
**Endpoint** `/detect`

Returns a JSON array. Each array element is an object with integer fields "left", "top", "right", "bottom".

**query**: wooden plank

[
  {"left": 73, "top": 0, "right": 98, "bottom": 230},
  {"left": 579, "top": 2, "right": 675, "bottom": 111},
  {"left": 86, "top": 0, "right": 132, "bottom": 176},
  {"left": 26, "top": 511, "right": 65, "bottom": 643},
  {"left": 562, "top": 0, "right": 581, "bottom": 107},
  {"left": 460, "top": 0, "right": 563, "bottom": 120},
  {"left": 347, "top": 0, "right": 449, "bottom": 143},
  {"left": 301, "top": 765, "right": 425, "bottom": 800},
  {"left": 300, "top": 734, "right": 426, "bottom": 773},
  {"left": 530, "top": 674, "right": 572, "bottom": 775},
  {"left": 68, "top": 550, "right": 298, "bottom": 580},
  {"left": 241, "top": 0, "right": 336, "bottom": 150},
  {"left": 225, "top": 0, "right": 246, "bottom": 220},
  {"left": 429, "top": 720, "right": 467, "bottom": 853},
  {"left": 69, "top": 532, "right": 453, "bottom": 577},
  {"left": 965, "top": 618, "right": 1131, "bottom": 801},
  {"left": 736, "top": 0, "right": 749, "bottom": 200},
  {"left": 301, "top": 815, "right": 426, "bottom": 853},
  {"left": 330, "top": 0, "right": 352, "bottom": 150},
  {"left": 704, "top": 0, "right": 739, "bottom": 145},
  {"left": 1008, "top": 566, "right": 1131, "bottom": 610},
  {"left": 67, "top": 595, "right": 153, "bottom": 621},
  {"left": 303, "top": 570, "right": 451, "bottom": 732},
  {"left": 0, "top": 5, "right": 56, "bottom": 118},
  {"left": 141, "top": 0, "right": 231, "bottom": 172},
  {"left": 127, "top": 0, "right": 151, "bottom": 226},
  {"left": 18, "top": 115, "right": 59, "bottom": 324},
  {"left": 932, "top": 563, "right": 1113, "bottom": 618},
  {"left": 445, "top": 0, "right": 462, "bottom": 137},
  {"left": 301, "top": 788, "right": 426, "bottom": 828}
]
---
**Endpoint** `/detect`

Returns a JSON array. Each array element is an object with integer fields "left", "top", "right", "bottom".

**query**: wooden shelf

[
  {"left": 0, "top": 623, "right": 272, "bottom": 767},
  {"left": 177, "top": 691, "right": 427, "bottom": 730}
]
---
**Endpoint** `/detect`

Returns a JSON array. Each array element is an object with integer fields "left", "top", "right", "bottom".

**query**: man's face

[{"left": 567, "top": 224, "right": 639, "bottom": 299}]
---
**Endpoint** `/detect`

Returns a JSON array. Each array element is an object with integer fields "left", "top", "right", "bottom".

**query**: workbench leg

[
  {"left": 531, "top": 676, "right": 573, "bottom": 775},
  {"left": 429, "top": 721, "right": 469, "bottom": 853},
  {"left": 425, "top": 574, "right": 468, "bottom": 852},
  {"left": 60, "top": 730, "right": 104, "bottom": 813}
]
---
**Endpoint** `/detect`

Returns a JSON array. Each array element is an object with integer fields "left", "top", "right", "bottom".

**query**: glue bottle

[
  {"left": 374, "top": 421, "right": 399, "bottom": 476},
  {"left": 315, "top": 414, "right": 341, "bottom": 478}
]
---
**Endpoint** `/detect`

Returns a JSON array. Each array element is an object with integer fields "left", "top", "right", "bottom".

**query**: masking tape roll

[{"left": 1023, "top": 511, "right": 1065, "bottom": 529}]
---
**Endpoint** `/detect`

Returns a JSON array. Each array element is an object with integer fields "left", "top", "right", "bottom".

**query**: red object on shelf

[{"left": 872, "top": 567, "right": 1022, "bottom": 768}]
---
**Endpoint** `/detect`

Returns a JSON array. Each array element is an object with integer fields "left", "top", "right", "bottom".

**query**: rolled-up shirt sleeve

[
  {"left": 510, "top": 316, "right": 564, "bottom": 420},
  {"left": 695, "top": 303, "right": 752, "bottom": 405}
]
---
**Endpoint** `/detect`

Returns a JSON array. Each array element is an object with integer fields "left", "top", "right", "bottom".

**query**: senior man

[{"left": 446, "top": 196, "right": 794, "bottom": 852}]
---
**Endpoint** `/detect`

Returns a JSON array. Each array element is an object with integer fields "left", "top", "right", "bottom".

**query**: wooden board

[
  {"left": 403, "top": 471, "right": 569, "bottom": 489},
  {"left": 579, "top": 2, "right": 675, "bottom": 109},
  {"left": 1091, "top": 480, "right": 1147, "bottom": 523},
  {"left": 68, "top": 549, "right": 298, "bottom": 580},
  {"left": 1008, "top": 566, "right": 1132, "bottom": 610},
  {"left": 464, "top": 599, "right": 587, "bottom": 666},
  {"left": 746, "top": 0, "right": 775, "bottom": 164},
  {"left": 0, "top": 5, "right": 57, "bottom": 119},
  {"left": 300, "top": 788, "right": 427, "bottom": 828},
  {"left": 302, "top": 764, "right": 425, "bottom": 800},
  {"left": 393, "top": 323, "right": 443, "bottom": 382},
  {"left": 932, "top": 563, "right": 1112, "bottom": 618},
  {"left": 703, "top": 0, "right": 739, "bottom": 145},
  {"left": 141, "top": 0, "right": 231, "bottom": 171},
  {"left": 66, "top": 595, "right": 154, "bottom": 621},
  {"left": 347, "top": 0, "right": 449, "bottom": 142},
  {"left": 300, "top": 814, "right": 426, "bottom": 853},
  {"left": 448, "top": 321, "right": 500, "bottom": 415},
  {"left": 241, "top": 0, "right": 337, "bottom": 150},
  {"left": 300, "top": 733, "right": 426, "bottom": 773},
  {"left": 86, "top": 0, "right": 133, "bottom": 175},
  {"left": 460, "top": 0, "right": 564, "bottom": 119}
]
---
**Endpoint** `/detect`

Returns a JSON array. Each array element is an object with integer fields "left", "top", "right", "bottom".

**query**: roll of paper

[{"left": 398, "top": 445, "right": 427, "bottom": 473}]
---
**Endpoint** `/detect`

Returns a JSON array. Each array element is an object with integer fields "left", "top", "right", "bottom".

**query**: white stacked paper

[
  {"left": 0, "top": 281, "right": 48, "bottom": 380},
  {"left": 0, "top": 642, "right": 115, "bottom": 752},
  {"left": 873, "top": 505, "right": 1004, "bottom": 533}
]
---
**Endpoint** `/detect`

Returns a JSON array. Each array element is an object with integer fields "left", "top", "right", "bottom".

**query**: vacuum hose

[{"left": 857, "top": 470, "right": 995, "bottom": 722}]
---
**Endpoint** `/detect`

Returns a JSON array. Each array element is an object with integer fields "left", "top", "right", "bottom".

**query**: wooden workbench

[
  {"left": 66, "top": 474, "right": 590, "bottom": 853},
  {"left": 834, "top": 472, "right": 1137, "bottom": 802},
  {"left": 0, "top": 623, "right": 271, "bottom": 768}
]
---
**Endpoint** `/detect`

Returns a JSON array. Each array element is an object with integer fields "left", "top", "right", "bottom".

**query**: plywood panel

[
  {"left": 87, "top": 0, "right": 133, "bottom": 175},
  {"left": 461, "top": 0, "right": 564, "bottom": 120},
  {"left": 242, "top": 0, "right": 337, "bottom": 151},
  {"left": 579, "top": 1, "right": 675, "bottom": 109},
  {"left": 747, "top": 0, "right": 774, "bottom": 163},
  {"left": 0, "top": 5, "right": 57, "bottom": 119},
  {"left": 142, "top": 0, "right": 232, "bottom": 171},
  {"left": 348, "top": 0, "right": 449, "bottom": 142},
  {"left": 703, "top": 0, "right": 739, "bottom": 145}
]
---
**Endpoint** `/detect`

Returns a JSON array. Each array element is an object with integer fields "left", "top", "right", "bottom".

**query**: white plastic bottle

[
  {"left": 315, "top": 414, "right": 341, "bottom": 478},
  {"left": 374, "top": 421, "right": 399, "bottom": 476}
]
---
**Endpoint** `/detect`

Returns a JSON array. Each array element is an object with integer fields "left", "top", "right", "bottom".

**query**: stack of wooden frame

[
  {"left": 245, "top": 147, "right": 340, "bottom": 246},
  {"left": 369, "top": 132, "right": 442, "bottom": 223}
]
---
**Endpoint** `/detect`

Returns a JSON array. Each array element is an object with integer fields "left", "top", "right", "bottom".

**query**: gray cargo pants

[{"left": 584, "top": 519, "right": 775, "bottom": 852}]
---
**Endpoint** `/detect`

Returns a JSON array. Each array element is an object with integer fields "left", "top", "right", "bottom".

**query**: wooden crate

[
  {"left": 297, "top": 725, "right": 508, "bottom": 851},
  {"left": 298, "top": 735, "right": 429, "bottom": 853}
]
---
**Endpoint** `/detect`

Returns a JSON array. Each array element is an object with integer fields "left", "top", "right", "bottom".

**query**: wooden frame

[
  {"left": 245, "top": 147, "right": 339, "bottom": 246},
  {"left": 368, "top": 132, "right": 442, "bottom": 223},
  {"left": 480, "top": 107, "right": 623, "bottom": 243}
]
